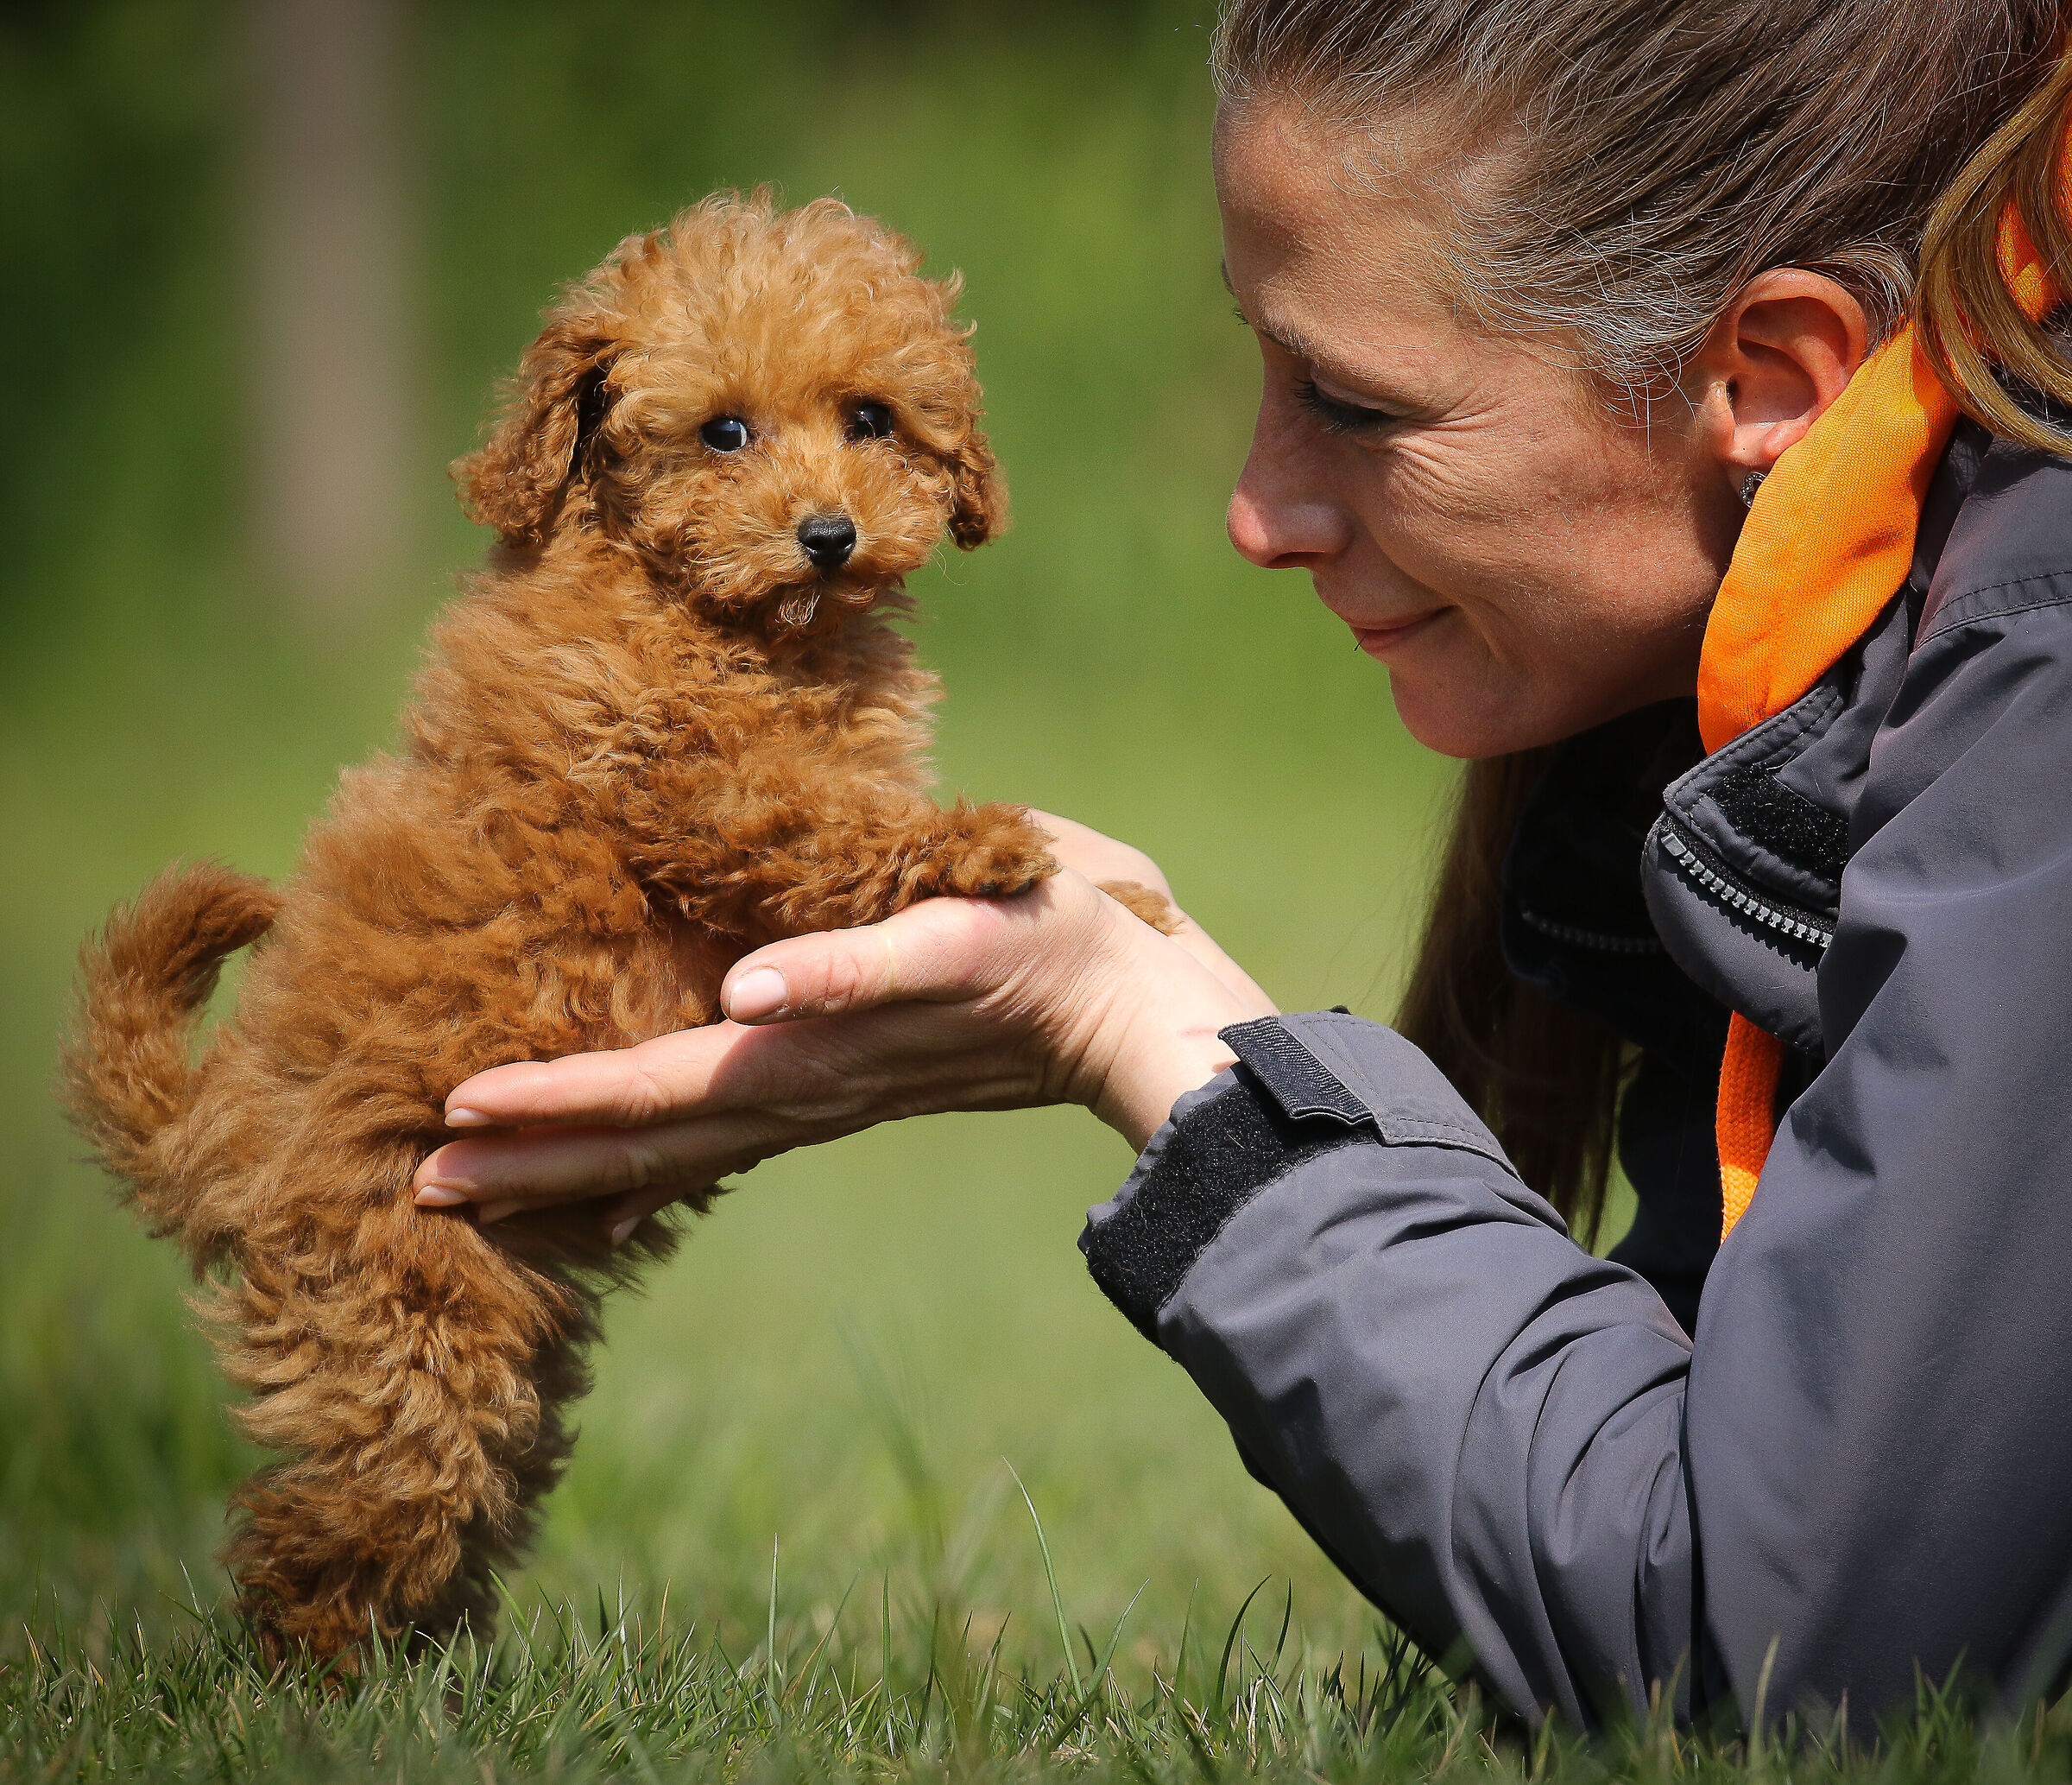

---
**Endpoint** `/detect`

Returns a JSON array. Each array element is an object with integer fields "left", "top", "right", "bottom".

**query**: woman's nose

[
  {"left": 1227, "top": 465, "right": 1350, "bottom": 571},
  {"left": 1226, "top": 386, "right": 1353, "bottom": 570}
]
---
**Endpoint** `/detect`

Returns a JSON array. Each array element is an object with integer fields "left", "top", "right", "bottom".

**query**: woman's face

[{"left": 1217, "top": 100, "right": 1740, "bottom": 758}]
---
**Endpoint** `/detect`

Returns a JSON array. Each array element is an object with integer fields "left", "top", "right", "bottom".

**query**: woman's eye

[
  {"left": 1293, "top": 379, "right": 1399, "bottom": 436},
  {"left": 699, "top": 416, "right": 752, "bottom": 453},
  {"left": 845, "top": 401, "right": 896, "bottom": 442}
]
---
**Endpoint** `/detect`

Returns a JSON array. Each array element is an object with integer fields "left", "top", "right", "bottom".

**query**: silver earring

[{"left": 1740, "top": 471, "right": 1767, "bottom": 510}]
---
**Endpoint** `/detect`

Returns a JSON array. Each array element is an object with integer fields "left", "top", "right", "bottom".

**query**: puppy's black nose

[{"left": 798, "top": 513, "right": 856, "bottom": 572}]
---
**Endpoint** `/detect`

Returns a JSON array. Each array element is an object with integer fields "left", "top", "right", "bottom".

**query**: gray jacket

[{"left": 1081, "top": 417, "right": 2072, "bottom": 1731}]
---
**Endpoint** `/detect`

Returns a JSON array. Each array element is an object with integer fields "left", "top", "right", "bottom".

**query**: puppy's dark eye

[
  {"left": 845, "top": 401, "right": 895, "bottom": 442},
  {"left": 699, "top": 416, "right": 752, "bottom": 453}
]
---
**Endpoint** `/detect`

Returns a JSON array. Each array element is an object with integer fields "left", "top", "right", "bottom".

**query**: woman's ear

[
  {"left": 947, "top": 424, "right": 1009, "bottom": 549},
  {"left": 1691, "top": 269, "right": 1869, "bottom": 493},
  {"left": 452, "top": 318, "right": 620, "bottom": 544}
]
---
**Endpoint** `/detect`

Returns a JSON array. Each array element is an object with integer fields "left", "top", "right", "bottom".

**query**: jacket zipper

[
  {"left": 1516, "top": 909, "right": 1665, "bottom": 955},
  {"left": 1652, "top": 813, "right": 1835, "bottom": 951}
]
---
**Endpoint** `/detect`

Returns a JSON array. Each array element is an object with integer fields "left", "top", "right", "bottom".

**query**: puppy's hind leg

[{"left": 217, "top": 1192, "right": 593, "bottom": 1669}]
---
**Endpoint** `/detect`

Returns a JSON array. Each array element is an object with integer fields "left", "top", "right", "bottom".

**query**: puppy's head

[{"left": 453, "top": 192, "right": 1007, "bottom": 632}]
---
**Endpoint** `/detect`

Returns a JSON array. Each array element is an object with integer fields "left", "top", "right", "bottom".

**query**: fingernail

[
  {"left": 477, "top": 1199, "right": 521, "bottom": 1226},
  {"left": 726, "top": 965, "right": 787, "bottom": 1022},
  {"left": 445, "top": 1106, "right": 491, "bottom": 1128},
  {"left": 414, "top": 1186, "right": 471, "bottom": 1207},
  {"left": 609, "top": 1218, "right": 640, "bottom": 1248}
]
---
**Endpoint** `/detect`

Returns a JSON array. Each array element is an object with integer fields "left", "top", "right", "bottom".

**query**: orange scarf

[{"left": 1702, "top": 159, "right": 2069, "bottom": 1244}]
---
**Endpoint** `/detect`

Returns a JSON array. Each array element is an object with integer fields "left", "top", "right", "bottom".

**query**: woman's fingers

[
  {"left": 411, "top": 983, "right": 1049, "bottom": 1218},
  {"left": 435, "top": 896, "right": 1027, "bottom": 1138},
  {"left": 415, "top": 1109, "right": 781, "bottom": 1212},
  {"left": 439, "top": 1023, "right": 750, "bottom": 1131},
  {"left": 599, "top": 1180, "right": 720, "bottom": 1247},
  {"left": 718, "top": 892, "right": 1016, "bottom": 1024},
  {"left": 420, "top": 1122, "right": 729, "bottom": 1248}
]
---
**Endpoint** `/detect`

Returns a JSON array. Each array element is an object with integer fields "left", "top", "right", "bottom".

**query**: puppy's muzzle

[{"left": 798, "top": 513, "right": 856, "bottom": 573}]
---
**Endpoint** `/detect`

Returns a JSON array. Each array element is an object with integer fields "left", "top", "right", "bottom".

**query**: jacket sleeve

[
  {"left": 1081, "top": 1013, "right": 1702, "bottom": 1729},
  {"left": 1081, "top": 604, "right": 2072, "bottom": 1731}
]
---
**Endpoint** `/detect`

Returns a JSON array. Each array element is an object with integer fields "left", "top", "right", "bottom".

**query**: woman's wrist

[
  {"left": 1058, "top": 896, "right": 1276, "bottom": 1151},
  {"left": 1091, "top": 1023, "right": 1245, "bottom": 1152}
]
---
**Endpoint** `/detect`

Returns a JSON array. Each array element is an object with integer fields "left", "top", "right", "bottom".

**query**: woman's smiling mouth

[{"left": 1342, "top": 609, "right": 1445, "bottom": 659}]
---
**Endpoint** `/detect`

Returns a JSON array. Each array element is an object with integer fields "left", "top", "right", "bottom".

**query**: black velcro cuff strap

[
  {"left": 1230, "top": 1012, "right": 1515, "bottom": 1169},
  {"left": 1079, "top": 1060, "right": 1372, "bottom": 1344},
  {"left": 1218, "top": 1014, "right": 1370, "bottom": 1124}
]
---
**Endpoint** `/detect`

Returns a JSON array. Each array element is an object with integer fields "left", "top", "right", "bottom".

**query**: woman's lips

[{"left": 1345, "top": 610, "right": 1444, "bottom": 659}]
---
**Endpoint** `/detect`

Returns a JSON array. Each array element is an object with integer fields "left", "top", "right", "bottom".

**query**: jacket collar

[{"left": 1697, "top": 169, "right": 2069, "bottom": 756}]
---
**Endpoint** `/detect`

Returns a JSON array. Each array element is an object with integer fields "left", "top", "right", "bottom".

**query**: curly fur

[{"left": 58, "top": 192, "right": 1096, "bottom": 1670}]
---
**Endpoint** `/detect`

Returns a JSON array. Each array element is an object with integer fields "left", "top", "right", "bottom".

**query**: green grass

[
  {"left": 0, "top": 6, "right": 1455, "bottom": 1771},
  {"left": 16, "top": 1580, "right": 2072, "bottom": 1783},
  {"left": 0, "top": 4, "right": 2047, "bottom": 1778}
]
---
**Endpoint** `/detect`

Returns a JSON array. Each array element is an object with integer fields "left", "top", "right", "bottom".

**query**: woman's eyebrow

[{"left": 1219, "top": 262, "right": 1392, "bottom": 392}]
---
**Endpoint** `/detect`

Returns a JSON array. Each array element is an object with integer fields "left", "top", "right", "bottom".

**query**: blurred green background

[{"left": 0, "top": 0, "right": 1462, "bottom": 1679}]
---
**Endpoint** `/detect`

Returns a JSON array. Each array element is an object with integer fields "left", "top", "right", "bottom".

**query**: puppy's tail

[{"left": 60, "top": 861, "right": 281, "bottom": 1233}]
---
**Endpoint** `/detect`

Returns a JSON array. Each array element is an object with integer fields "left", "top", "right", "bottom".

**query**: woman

[{"left": 410, "top": 0, "right": 2072, "bottom": 1732}]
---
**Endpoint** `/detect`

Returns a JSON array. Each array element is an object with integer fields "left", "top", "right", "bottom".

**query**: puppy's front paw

[
  {"left": 1096, "top": 878, "right": 1182, "bottom": 935},
  {"left": 919, "top": 806, "right": 1058, "bottom": 902}
]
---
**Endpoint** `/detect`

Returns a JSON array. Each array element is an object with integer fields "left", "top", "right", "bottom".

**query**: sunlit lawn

[{"left": 5, "top": 6, "right": 2023, "bottom": 1779}]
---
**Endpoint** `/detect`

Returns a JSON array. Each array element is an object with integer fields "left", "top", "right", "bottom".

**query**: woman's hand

[{"left": 410, "top": 813, "right": 1276, "bottom": 1243}]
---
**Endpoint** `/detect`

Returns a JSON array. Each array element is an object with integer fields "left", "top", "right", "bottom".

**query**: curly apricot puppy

[{"left": 60, "top": 192, "right": 1120, "bottom": 1670}]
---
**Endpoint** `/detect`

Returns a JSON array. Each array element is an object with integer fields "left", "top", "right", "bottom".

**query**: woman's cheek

[
  {"left": 1386, "top": 595, "right": 1639, "bottom": 757},
  {"left": 1364, "top": 446, "right": 1551, "bottom": 603},
  {"left": 1369, "top": 612, "right": 1514, "bottom": 756}
]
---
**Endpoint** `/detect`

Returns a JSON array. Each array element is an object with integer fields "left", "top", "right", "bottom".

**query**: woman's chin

[
  {"left": 1387, "top": 674, "right": 1564, "bottom": 760},
  {"left": 1392, "top": 666, "right": 1682, "bottom": 759}
]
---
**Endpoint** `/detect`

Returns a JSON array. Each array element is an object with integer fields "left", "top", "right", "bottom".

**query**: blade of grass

[
  {"left": 881, "top": 1569, "right": 893, "bottom": 1704},
  {"left": 784, "top": 1570, "right": 859, "bottom": 1709},
  {"left": 766, "top": 1532, "right": 781, "bottom": 1729},
  {"left": 1177, "top": 1576, "right": 1198, "bottom": 1704},
  {"left": 1043, "top": 1579, "right": 1148, "bottom": 1758},
  {"left": 1005, "top": 1459, "right": 1083, "bottom": 1700},
  {"left": 1212, "top": 1577, "right": 1272, "bottom": 1723}
]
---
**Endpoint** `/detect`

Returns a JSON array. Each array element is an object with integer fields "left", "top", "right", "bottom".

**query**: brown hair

[
  {"left": 1395, "top": 752, "right": 1627, "bottom": 1243},
  {"left": 1214, "top": 0, "right": 2072, "bottom": 1229}
]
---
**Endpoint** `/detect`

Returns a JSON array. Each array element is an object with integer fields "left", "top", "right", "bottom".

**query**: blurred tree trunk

[{"left": 247, "top": 0, "right": 416, "bottom": 626}]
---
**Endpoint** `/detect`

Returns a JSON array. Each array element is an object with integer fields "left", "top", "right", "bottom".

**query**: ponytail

[{"left": 1918, "top": 45, "right": 2072, "bottom": 459}]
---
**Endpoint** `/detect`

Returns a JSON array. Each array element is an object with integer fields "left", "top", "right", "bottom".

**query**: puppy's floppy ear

[
  {"left": 947, "top": 424, "right": 1008, "bottom": 550},
  {"left": 452, "top": 317, "right": 620, "bottom": 543}
]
